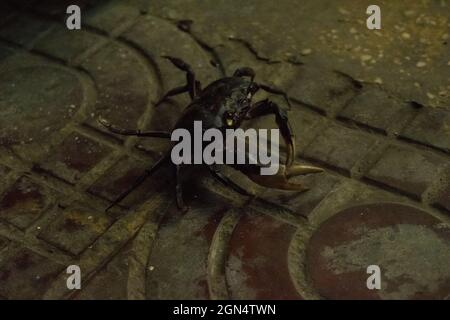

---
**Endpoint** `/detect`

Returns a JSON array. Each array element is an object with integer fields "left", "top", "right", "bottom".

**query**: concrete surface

[{"left": 0, "top": 0, "right": 449, "bottom": 299}]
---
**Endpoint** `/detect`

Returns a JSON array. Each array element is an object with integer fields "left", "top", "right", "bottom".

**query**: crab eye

[
  {"left": 224, "top": 111, "right": 235, "bottom": 127},
  {"left": 239, "top": 97, "right": 250, "bottom": 105},
  {"left": 248, "top": 82, "right": 259, "bottom": 95}
]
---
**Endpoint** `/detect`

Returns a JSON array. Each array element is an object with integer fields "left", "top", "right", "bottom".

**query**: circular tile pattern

[
  {"left": 226, "top": 212, "right": 301, "bottom": 299},
  {"left": 0, "top": 66, "right": 83, "bottom": 146},
  {"left": 305, "top": 203, "right": 450, "bottom": 299}
]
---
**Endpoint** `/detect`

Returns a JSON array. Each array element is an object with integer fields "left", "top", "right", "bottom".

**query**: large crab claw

[
  {"left": 224, "top": 129, "right": 323, "bottom": 191},
  {"left": 235, "top": 163, "right": 323, "bottom": 192}
]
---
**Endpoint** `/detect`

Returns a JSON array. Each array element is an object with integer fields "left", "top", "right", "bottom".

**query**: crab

[{"left": 99, "top": 56, "right": 323, "bottom": 211}]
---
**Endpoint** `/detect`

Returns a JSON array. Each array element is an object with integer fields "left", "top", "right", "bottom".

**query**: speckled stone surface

[{"left": 0, "top": 0, "right": 448, "bottom": 300}]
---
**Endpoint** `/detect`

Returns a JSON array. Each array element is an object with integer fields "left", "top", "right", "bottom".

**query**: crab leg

[
  {"left": 258, "top": 84, "right": 292, "bottom": 108},
  {"left": 155, "top": 85, "right": 189, "bottom": 106},
  {"left": 209, "top": 165, "right": 254, "bottom": 196},
  {"left": 105, "top": 154, "right": 170, "bottom": 211},
  {"left": 175, "top": 165, "right": 188, "bottom": 212},
  {"left": 98, "top": 118, "right": 171, "bottom": 138},
  {"left": 162, "top": 55, "right": 200, "bottom": 99},
  {"left": 245, "top": 99, "right": 296, "bottom": 166},
  {"left": 233, "top": 162, "right": 323, "bottom": 192}
]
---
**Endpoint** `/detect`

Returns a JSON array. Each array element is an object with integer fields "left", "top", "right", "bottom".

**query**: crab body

[{"left": 99, "top": 56, "right": 323, "bottom": 211}]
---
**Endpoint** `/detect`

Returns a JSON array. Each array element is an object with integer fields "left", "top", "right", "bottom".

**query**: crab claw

[
  {"left": 286, "top": 139, "right": 296, "bottom": 168},
  {"left": 237, "top": 163, "right": 323, "bottom": 192},
  {"left": 286, "top": 164, "right": 323, "bottom": 178}
]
